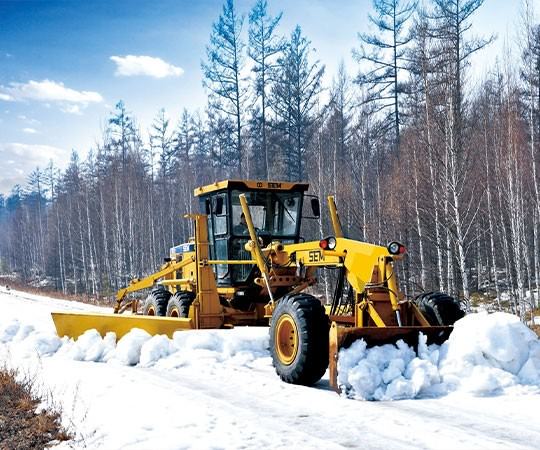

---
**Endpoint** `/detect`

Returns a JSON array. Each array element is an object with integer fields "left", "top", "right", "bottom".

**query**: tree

[
  {"left": 271, "top": 26, "right": 324, "bottom": 181},
  {"left": 429, "top": 0, "right": 493, "bottom": 307},
  {"left": 108, "top": 100, "right": 138, "bottom": 169},
  {"left": 520, "top": 0, "right": 540, "bottom": 304},
  {"left": 248, "top": 0, "right": 284, "bottom": 179},
  {"left": 202, "top": 0, "right": 246, "bottom": 176},
  {"left": 354, "top": 0, "right": 417, "bottom": 151}
]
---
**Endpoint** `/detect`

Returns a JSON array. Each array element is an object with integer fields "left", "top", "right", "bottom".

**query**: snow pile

[
  {"left": 0, "top": 318, "right": 269, "bottom": 371},
  {"left": 338, "top": 312, "right": 540, "bottom": 400}
]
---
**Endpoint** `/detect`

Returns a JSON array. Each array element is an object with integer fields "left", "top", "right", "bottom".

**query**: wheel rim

[
  {"left": 275, "top": 314, "right": 298, "bottom": 365},
  {"left": 147, "top": 306, "right": 155, "bottom": 316},
  {"left": 169, "top": 307, "right": 179, "bottom": 318}
]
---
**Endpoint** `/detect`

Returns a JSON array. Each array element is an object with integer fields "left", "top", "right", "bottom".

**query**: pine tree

[
  {"left": 271, "top": 26, "right": 324, "bottom": 181},
  {"left": 353, "top": 0, "right": 417, "bottom": 151},
  {"left": 202, "top": 0, "right": 246, "bottom": 176},
  {"left": 248, "top": 0, "right": 284, "bottom": 179}
]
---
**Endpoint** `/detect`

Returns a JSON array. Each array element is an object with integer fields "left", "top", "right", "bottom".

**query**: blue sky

[{"left": 0, "top": 0, "right": 528, "bottom": 194}]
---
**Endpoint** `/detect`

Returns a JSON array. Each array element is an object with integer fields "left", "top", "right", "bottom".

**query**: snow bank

[
  {"left": 338, "top": 312, "right": 540, "bottom": 400},
  {"left": 1, "top": 310, "right": 538, "bottom": 402},
  {"left": 0, "top": 315, "right": 269, "bottom": 371}
]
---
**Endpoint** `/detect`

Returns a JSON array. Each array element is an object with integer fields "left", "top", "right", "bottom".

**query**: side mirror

[
  {"left": 205, "top": 198, "right": 211, "bottom": 215},
  {"left": 311, "top": 198, "right": 320, "bottom": 218},
  {"left": 214, "top": 196, "right": 224, "bottom": 215}
]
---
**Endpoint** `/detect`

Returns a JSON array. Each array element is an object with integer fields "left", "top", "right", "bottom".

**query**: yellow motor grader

[{"left": 52, "top": 180, "right": 463, "bottom": 389}]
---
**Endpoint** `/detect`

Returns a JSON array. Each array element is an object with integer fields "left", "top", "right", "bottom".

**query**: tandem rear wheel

[
  {"left": 414, "top": 291, "right": 465, "bottom": 326},
  {"left": 143, "top": 288, "right": 171, "bottom": 316}
]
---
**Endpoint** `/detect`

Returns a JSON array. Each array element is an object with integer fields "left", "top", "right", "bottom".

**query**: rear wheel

[
  {"left": 166, "top": 291, "right": 195, "bottom": 318},
  {"left": 414, "top": 291, "right": 464, "bottom": 326},
  {"left": 143, "top": 288, "right": 171, "bottom": 317},
  {"left": 269, "top": 293, "right": 329, "bottom": 385}
]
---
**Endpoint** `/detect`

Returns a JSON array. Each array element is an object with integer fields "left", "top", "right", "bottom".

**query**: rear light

[
  {"left": 319, "top": 236, "right": 337, "bottom": 250},
  {"left": 387, "top": 241, "right": 406, "bottom": 255}
]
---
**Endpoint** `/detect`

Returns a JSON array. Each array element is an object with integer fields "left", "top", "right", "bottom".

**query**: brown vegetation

[{"left": 0, "top": 367, "right": 72, "bottom": 449}]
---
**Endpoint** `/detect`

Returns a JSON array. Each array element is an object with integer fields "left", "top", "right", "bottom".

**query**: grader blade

[
  {"left": 51, "top": 312, "right": 193, "bottom": 340},
  {"left": 328, "top": 323, "right": 453, "bottom": 392}
]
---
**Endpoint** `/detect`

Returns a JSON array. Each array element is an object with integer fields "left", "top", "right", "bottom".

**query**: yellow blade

[
  {"left": 51, "top": 312, "right": 194, "bottom": 340},
  {"left": 329, "top": 324, "right": 453, "bottom": 392}
]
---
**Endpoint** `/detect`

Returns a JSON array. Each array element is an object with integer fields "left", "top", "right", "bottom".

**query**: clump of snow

[
  {"left": 57, "top": 329, "right": 117, "bottom": 362},
  {"left": 0, "top": 319, "right": 20, "bottom": 343},
  {"left": 18, "top": 330, "right": 62, "bottom": 357},
  {"left": 139, "top": 334, "right": 172, "bottom": 367},
  {"left": 338, "top": 312, "right": 540, "bottom": 400},
  {"left": 110, "top": 328, "right": 152, "bottom": 366}
]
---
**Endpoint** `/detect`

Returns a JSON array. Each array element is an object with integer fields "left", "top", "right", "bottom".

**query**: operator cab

[{"left": 195, "top": 180, "right": 310, "bottom": 286}]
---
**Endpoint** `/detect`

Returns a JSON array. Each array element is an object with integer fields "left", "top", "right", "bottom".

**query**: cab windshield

[{"left": 231, "top": 190, "right": 302, "bottom": 238}]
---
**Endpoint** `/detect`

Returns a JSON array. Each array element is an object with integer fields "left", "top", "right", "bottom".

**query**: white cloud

[
  {"left": 110, "top": 55, "right": 184, "bottom": 78},
  {"left": 0, "top": 79, "right": 103, "bottom": 113},
  {"left": 0, "top": 142, "right": 67, "bottom": 193},
  {"left": 61, "top": 104, "right": 82, "bottom": 115},
  {"left": 17, "top": 115, "right": 40, "bottom": 124},
  {"left": 22, "top": 128, "right": 38, "bottom": 134}
]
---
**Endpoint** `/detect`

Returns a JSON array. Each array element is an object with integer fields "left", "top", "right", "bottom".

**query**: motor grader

[{"left": 52, "top": 179, "right": 463, "bottom": 389}]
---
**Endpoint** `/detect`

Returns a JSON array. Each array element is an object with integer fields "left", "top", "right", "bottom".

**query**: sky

[{"left": 0, "top": 0, "right": 530, "bottom": 195}]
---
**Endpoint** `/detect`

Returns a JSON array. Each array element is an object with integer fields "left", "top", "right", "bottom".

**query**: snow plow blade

[
  {"left": 328, "top": 323, "right": 453, "bottom": 392},
  {"left": 51, "top": 312, "right": 194, "bottom": 340}
]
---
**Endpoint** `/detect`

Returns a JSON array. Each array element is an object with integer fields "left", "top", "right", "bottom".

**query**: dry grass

[{"left": 0, "top": 366, "right": 72, "bottom": 449}]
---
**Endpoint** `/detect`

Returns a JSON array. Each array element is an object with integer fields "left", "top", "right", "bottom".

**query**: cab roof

[{"left": 194, "top": 179, "right": 309, "bottom": 197}]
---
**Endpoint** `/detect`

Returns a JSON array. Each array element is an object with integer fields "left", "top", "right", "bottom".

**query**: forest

[{"left": 0, "top": 0, "right": 539, "bottom": 318}]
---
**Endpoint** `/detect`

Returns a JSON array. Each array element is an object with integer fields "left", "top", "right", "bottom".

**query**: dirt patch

[{"left": 0, "top": 367, "right": 72, "bottom": 449}]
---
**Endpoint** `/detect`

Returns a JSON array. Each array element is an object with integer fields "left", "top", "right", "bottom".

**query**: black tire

[
  {"left": 166, "top": 291, "right": 196, "bottom": 318},
  {"left": 143, "top": 288, "right": 171, "bottom": 317},
  {"left": 269, "top": 293, "right": 329, "bottom": 386},
  {"left": 414, "top": 291, "right": 464, "bottom": 326}
]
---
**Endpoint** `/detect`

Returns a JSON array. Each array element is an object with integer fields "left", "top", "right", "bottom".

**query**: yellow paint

[
  {"left": 274, "top": 313, "right": 298, "bottom": 365},
  {"left": 51, "top": 312, "right": 193, "bottom": 340},
  {"left": 327, "top": 195, "right": 343, "bottom": 238}
]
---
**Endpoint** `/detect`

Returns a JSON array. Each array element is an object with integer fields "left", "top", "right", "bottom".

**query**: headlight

[
  {"left": 387, "top": 241, "right": 406, "bottom": 255},
  {"left": 319, "top": 236, "right": 337, "bottom": 250}
]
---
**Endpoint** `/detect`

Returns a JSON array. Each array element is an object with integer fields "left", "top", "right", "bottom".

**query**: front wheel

[{"left": 269, "top": 293, "right": 329, "bottom": 385}]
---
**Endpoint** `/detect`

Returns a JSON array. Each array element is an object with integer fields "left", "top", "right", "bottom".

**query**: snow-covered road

[{"left": 1, "top": 287, "right": 539, "bottom": 449}]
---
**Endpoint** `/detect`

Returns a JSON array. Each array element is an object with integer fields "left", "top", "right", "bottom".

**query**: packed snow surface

[{"left": 1, "top": 286, "right": 540, "bottom": 449}]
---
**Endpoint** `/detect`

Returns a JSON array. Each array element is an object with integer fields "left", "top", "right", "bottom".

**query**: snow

[
  {"left": 338, "top": 311, "right": 540, "bottom": 400},
  {"left": 1, "top": 286, "right": 540, "bottom": 449}
]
